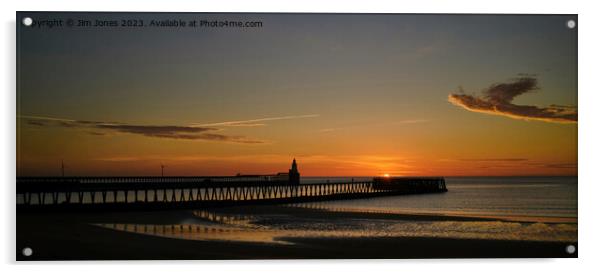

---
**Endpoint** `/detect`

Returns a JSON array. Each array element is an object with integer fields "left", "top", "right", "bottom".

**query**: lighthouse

[{"left": 288, "top": 158, "right": 300, "bottom": 185}]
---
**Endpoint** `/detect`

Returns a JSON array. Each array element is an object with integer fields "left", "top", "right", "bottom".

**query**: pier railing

[{"left": 16, "top": 176, "right": 447, "bottom": 211}]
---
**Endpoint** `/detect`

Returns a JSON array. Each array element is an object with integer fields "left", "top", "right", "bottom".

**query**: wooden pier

[{"left": 16, "top": 176, "right": 447, "bottom": 211}]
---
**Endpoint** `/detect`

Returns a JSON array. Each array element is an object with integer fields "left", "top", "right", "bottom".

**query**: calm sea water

[{"left": 297, "top": 176, "right": 578, "bottom": 220}]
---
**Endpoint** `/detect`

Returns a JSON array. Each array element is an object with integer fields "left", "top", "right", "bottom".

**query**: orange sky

[
  {"left": 17, "top": 112, "right": 576, "bottom": 176},
  {"left": 17, "top": 14, "right": 577, "bottom": 177}
]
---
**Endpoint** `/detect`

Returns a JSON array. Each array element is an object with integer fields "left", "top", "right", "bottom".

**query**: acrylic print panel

[{"left": 16, "top": 12, "right": 577, "bottom": 260}]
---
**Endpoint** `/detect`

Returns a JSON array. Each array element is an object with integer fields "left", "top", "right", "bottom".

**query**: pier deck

[{"left": 16, "top": 176, "right": 447, "bottom": 211}]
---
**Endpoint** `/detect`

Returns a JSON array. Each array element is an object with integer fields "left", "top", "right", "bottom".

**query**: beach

[{"left": 17, "top": 205, "right": 577, "bottom": 260}]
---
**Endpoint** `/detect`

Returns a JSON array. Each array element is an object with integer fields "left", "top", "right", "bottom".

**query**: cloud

[
  {"left": 196, "top": 133, "right": 265, "bottom": 144},
  {"left": 453, "top": 158, "right": 576, "bottom": 172},
  {"left": 192, "top": 114, "right": 320, "bottom": 127},
  {"left": 95, "top": 124, "right": 216, "bottom": 139},
  {"left": 542, "top": 163, "right": 577, "bottom": 169},
  {"left": 392, "top": 119, "right": 429, "bottom": 125},
  {"left": 94, "top": 154, "right": 293, "bottom": 163},
  {"left": 448, "top": 76, "right": 577, "bottom": 123},
  {"left": 19, "top": 115, "right": 263, "bottom": 144},
  {"left": 26, "top": 120, "right": 47, "bottom": 126},
  {"left": 459, "top": 158, "right": 528, "bottom": 162},
  {"left": 320, "top": 119, "right": 427, "bottom": 133}
]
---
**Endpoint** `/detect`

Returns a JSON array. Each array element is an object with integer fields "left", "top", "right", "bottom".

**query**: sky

[{"left": 17, "top": 13, "right": 577, "bottom": 177}]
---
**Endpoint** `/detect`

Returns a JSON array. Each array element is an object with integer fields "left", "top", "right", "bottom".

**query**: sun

[{"left": 383, "top": 173, "right": 390, "bottom": 177}]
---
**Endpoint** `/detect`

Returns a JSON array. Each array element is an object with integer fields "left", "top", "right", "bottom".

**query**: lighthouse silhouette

[{"left": 288, "top": 158, "right": 300, "bottom": 185}]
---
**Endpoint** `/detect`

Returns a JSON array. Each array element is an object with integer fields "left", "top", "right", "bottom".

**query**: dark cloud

[
  {"left": 20, "top": 116, "right": 264, "bottom": 144},
  {"left": 96, "top": 124, "right": 215, "bottom": 138},
  {"left": 200, "top": 133, "right": 265, "bottom": 144},
  {"left": 58, "top": 121, "right": 78, "bottom": 127},
  {"left": 543, "top": 163, "right": 577, "bottom": 169},
  {"left": 448, "top": 77, "right": 577, "bottom": 123},
  {"left": 27, "top": 120, "right": 48, "bottom": 126}
]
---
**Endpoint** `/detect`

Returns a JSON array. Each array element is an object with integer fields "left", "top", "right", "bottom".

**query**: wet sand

[
  {"left": 16, "top": 206, "right": 577, "bottom": 260},
  {"left": 211, "top": 205, "right": 577, "bottom": 223}
]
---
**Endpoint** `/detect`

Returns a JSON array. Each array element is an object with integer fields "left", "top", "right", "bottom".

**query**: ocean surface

[
  {"left": 296, "top": 176, "right": 578, "bottom": 220},
  {"left": 96, "top": 176, "right": 578, "bottom": 244}
]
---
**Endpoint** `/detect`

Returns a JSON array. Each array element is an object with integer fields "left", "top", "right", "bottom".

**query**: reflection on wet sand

[
  {"left": 192, "top": 210, "right": 258, "bottom": 228},
  {"left": 94, "top": 222, "right": 286, "bottom": 244},
  {"left": 93, "top": 206, "right": 578, "bottom": 245},
  {"left": 285, "top": 202, "right": 578, "bottom": 224}
]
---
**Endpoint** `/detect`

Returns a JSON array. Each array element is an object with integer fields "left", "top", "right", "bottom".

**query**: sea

[{"left": 297, "top": 176, "right": 577, "bottom": 219}]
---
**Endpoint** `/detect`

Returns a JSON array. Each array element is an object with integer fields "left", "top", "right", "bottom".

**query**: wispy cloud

[
  {"left": 392, "top": 119, "right": 429, "bottom": 125},
  {"left": 448, "top": 76, "right": 577, "bottom": 123},
  {"left": 445, "top": 157, "right": 576, "bottom": 172},
  {"left": 542, "top": 163, "right": 577, "bottom": 169},
  {"left": 19, "top": 115, "right": 263, "bottom": 144},
  {"left": 459, "top": 158, "right": 529, "bottom": 162},
  {"left": 320, "top": 119, "right": 428, "bottom": 133},
  {"left": 192, "top": 114, "right": 320, "bottom": 127},
  {"left": 94, "top": 154, "right": 289, "bottom": 163}
]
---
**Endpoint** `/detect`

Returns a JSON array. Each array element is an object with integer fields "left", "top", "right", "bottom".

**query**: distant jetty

[{"left": 17, "top": 159, "right": 447, "bottom": 211}]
